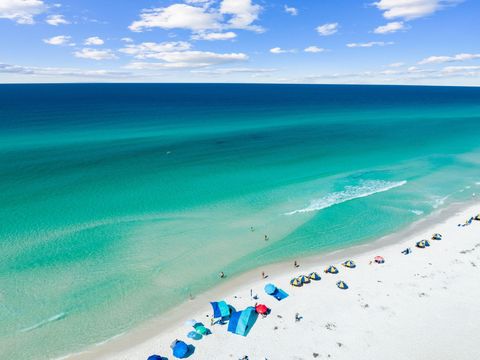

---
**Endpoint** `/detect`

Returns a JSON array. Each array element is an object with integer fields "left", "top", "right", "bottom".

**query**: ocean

[{"left": 1, "top": 84, "right": 480, "bottom": 359}]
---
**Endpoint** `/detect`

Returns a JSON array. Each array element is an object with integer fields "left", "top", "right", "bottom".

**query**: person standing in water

[
  {"left": 219, "top": 271, "right": 225, "bottom": 278},
  {"left": 264, "top": 235, "right": 269, "bottom": 241}
]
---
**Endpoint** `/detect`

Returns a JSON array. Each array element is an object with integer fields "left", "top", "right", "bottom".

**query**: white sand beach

[{"left": 70, "top": 202, "right": 480, "bottom": 360}]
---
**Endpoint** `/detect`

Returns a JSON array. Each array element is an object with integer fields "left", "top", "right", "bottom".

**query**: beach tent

[
  {"left": 324, "top": 266, "right": 339, "bottom": 274},
  {"left": 147, "top": 355, "right": 165, "bottom": 360},
  {"left": 374, "top": 256, "right": 385, "bottom": 264},
  {"left": 402, "top": 248, "right": 412, "bottom": 255},
  {"left": 171, "top": 340, "right": 189, "bottom": 359},
  {"left": 264, "top": 283, "right": 289, "bottom": 301},
  {"left": 210, "top": 301, "right": 231, "bottom": 319},
  {"left": 336, "top": 281, "right": 348, "bottom": 290},
  {"left": 342, "top": 260, "right": 356, "bottom": 268},
  {"left": 290, "top": 277, "right": 302, "bottom": 287},
  {"left": 432, "top": 233, "right": 443, "bottom": 240},
  {"left": 308, "top": 272, "right": 321, "bottom": 280},
  {"left": 297, "top": 275, "right": 311, "bottom": 284},
  {"left": 227, "top": 307, "right": 258, "bottom": 336},
  {"left": 255, "top": 304, "right": 269, "bottom": 315}
]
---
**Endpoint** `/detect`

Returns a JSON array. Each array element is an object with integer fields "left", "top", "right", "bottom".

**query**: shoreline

[{"left": 66, "top": 198, "right": 479, "bottom": 360}]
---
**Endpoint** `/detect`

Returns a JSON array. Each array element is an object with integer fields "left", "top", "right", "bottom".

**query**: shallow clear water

[{"left": 1, "top": 84, "right": 480, "bottom": 358}]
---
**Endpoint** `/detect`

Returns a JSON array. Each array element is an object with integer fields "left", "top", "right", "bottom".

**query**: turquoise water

[{"left": 1, "top": 84, "right": 480, "bottom": 359}]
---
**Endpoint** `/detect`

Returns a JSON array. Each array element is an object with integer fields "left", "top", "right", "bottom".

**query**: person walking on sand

[
  {"left": 262, "top": 271, "right": 268, "bottom": 279},
  {"left": 294, "top": 260, "right": 299, "bottom": 268}
]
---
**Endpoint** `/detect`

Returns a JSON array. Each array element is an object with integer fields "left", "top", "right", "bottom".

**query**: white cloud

[
  {"left": 220, "top": 0, "right": 263, "bottom": 32},
  {"left": 191, "top": 31, "right": 237, "bottom": 40},
  {"left": 346, "top": 41, "right": 394, "bottom": 48},
  {"left": 388, "top": 62, "right": 405, "bottom": 67},
  {"left": 74, "top": 48, "right": 117, "bottom": 60},
  {"left": 84, "top": 36, "right": 105, "bottom": 46},
  {"left": 304, "top": 46, "right": 326, "bottom": 53},
  {"left": 0, "top": 0, "right": 46, "bottom": 24},
  {"left": 284, "top": 5, "right": 298, "bottom": 16},
  {"left": 373, "top": 21, "right": 406, "bottom": 34},
  {"left": 43, "top": 35, "right": 73, "bottom": 46},
  {"left": 373, "top": 0, "right": 462, "bottom": 21},
  {"left": 46, "top": 14, "right": 69, "bottom": 26},
  {"left": 121, "top": 37, "right": 134, "bottom": 43},
  {"left": 191, "top": 67, "right": 276, "bottom": 75},
  {"left": 442, "top": 65, "right": 480, "bottom": 74},
  {"left": 270, "top": 47, "right": 296, "bottom": 54},
  {"left": 120, "top": 42, "right": 192, "bottom": 58},
  {"left": 0, "top": 62, "right": 131, "bottom": 78},
  {"left": 121, "top": 41, "right": 247, "bottom": 69},
  {"left": 129, "top": 0, "right": 263, "bottom": 34},
  {"left": 418, "top": 53, "right": 480, "bottom": 64},
  {"left": 129, "top": 4, "right": 221, "bottom": 32},
  {"left": 316, "top": 22, "right": 338, "bottom": 36}
]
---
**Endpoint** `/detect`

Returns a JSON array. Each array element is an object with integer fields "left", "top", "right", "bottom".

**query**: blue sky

[{"left": 0, "top": 0, "right": 479, "bottom": 84}]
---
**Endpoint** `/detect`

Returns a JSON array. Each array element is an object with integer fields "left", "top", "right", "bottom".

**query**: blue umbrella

[
  {"left": 264, "top": 283, "right": 276, "bottom": 294},
  {"left": 172, "top": 340, "right": 189, "bottom": 358},
  {"left": 147, "top": 356, "right": 164, "bottom": 360},
  {"left": 187, "top": 331, "right": 202, "bottom": 340}
]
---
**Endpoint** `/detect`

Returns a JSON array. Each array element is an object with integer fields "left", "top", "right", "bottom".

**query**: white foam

[
  {"left": 409, "top": 209, "right": 424, "bottom": 216},
  {"left": 286, "top": 180, "right": 407, "bottom": 215},
  {"left": 432, "top": 195, "right": 449, "bottom": 209},
  {"left": 19, "top": 312, "right": 67, "bottom": 333}
]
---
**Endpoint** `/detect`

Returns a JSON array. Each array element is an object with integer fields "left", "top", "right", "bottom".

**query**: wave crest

[{"left": 286, "top": 180, "right": 407, "bottom": 215}]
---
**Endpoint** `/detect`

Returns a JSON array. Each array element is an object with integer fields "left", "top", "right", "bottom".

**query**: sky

[{"left": 0, "top": 0, "right": 479, "bottom": 85}]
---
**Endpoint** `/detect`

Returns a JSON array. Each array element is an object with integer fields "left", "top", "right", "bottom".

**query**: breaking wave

[{"left": 286, "top": 180, "right": 407, "bottom": 215}]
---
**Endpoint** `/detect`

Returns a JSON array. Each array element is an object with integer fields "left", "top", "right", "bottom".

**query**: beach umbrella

[
  {"left": 147, "top": 356, "right": 164, "bottom": 360},
  {"left": 416, "top": 240, "right": 430, "bottom": 248},
  {"left": 432, "top": 233, "right": 443, "bottom": 240},
  {"left": 255, "top": 304, "right": 269, "bottom": 315},
  {"left": 264, "top": 283, "right": 276, "bottom": 295},
  {"left": 290, "top": 277, "right": 302, "bottom": 287},
  {"left": 342, "top": 260, "right": 356, "bottom": 268},
  {"left": 336, "top": 281, "right": 348, "bottom": 290},
  {"left": 172, "top": 340, "right": 189, "bottom": 358},
  {"left": 475, "top": 214, "right": 480, "bottom": 221},
  {"left": 308, "top": 272, "right": 321, "bottom": 280},
  {"left": 297, "top": 275, "right": 311, "bottom": 284},
  {"left": 374, "top": 256, "right": 385, "bottom": 264},
  {"left": 194, "top": 323, "right": 208, "bottom": 335},
  {"left": 324, "top": 265, "right": 339, "bottom": 274},
  {"left": 187, "top": 331, "right": 202, "bottom": 340}
]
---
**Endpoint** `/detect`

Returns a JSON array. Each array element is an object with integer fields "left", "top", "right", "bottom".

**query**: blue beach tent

[
  {"left": 227, "top": 307, "right": 258, "bottom": 336},
  {"left": 210, "top": 301, "right": 231, "bottom": 319},
  {"left": 171, "top": 340, "right": 189, "bottom": 358},
  {"left": 147, "top": 355, "right": 165, "bottom": 360},
  {"left": 264, "top": 283, "right": 289, "bottom": 301}
]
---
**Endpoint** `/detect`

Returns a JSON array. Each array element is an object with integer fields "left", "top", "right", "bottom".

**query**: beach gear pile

[{"left": 374, "top": 256, "right": 385, "bottom": 264}]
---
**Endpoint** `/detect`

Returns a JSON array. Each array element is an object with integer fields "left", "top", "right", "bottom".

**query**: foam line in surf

[
  {"left": 19, "top": 312, "right": 67, "bottom": 333},
  {"left": 286, "top": 180, "right": 407, "bottom": 215}
]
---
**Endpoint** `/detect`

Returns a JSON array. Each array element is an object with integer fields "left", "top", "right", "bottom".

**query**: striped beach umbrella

[
  {"left": 308, "top": 272, "right": 321, "bottom": 280},
  {"left": 290, "top": 277, "right": 303, "bottom": 287},
  {"left": 432, "top": 233, "right": 442, "bottom": 240},
  {"left": 342, "top": 260, "right": 356, "bottom": 268},
  {"left": 336, "top": 280, "right": 348, "bottom": 290},
  {"left": 324, "top": 265, "right": 339, "bottom": 274},
  {"left": 297, "top": 275, "right": 311, "bottom": 284}
]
